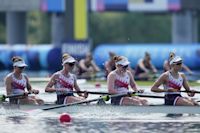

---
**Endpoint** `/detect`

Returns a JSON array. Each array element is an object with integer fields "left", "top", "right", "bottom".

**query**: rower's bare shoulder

[
  {"left": 4, "top": 73, "right": 12, "bottom": 81},
  {"left": 107, "top": 71, "right": 116, "bottom": 78},
  {"left": 156, "top": 72, "right": 168, "bottom": 81},
  {"left": 179, "top": 72, "right": 186, "bottom": 78},
  {"left": 127, "top": 70, "right": 133, "bottom": 77}
]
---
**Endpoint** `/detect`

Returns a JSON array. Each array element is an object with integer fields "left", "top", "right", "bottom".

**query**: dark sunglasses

[
  {"left": 68, "top": 63, "right": 75, "bottom": 66},
  {"left": 18, "top": 67, "right": 25, "bottom": 69},
  {"left": 175, "top": 62, "right": 182, "bottom": 66},
  {"left": 122, "top": 65, "right": 129, "bottom": 69}
]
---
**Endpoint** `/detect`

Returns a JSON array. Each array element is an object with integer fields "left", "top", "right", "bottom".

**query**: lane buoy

[
  {"left": 59, "top": 113, "right": 71, "bottom": 123},
  {"left": 95, "top": 82, "right": 101, "bottom": 88}
]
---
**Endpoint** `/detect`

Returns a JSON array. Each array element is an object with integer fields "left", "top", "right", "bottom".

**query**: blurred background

[{"left": 0, "top": 0, "right": 200, "bottom": 79}]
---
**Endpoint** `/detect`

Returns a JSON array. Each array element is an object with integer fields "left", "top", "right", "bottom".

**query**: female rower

[
  {"left": 107, "top": 55, "right": 148, "bottom": 105},
  {"left": 5, "top": 56, "right": 44, "bottom": 105},
  {"left": 45, "top": 53, "right": 88, "bottom": 104},
  {"left": 105, "top": 51, "right": 135, "bottom": 78},
  {"left": 104, "top": 51, "right": 117, "bottom": 77},
  {"left": 151, "top": 56, "right": 198, "bottom": 106},
  {"left": 163, "top": 52, "right": 193, "bottom": 74},
  {"left": 135, "top": 52, "right": 157, "bottom": 80},
  {"left": 78, "top": 52, "right": 100, "bottom": 80}
]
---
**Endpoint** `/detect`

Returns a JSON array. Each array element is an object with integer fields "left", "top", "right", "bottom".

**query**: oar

[
  {"left": 62, "top": 91, "right": 165, "bottom": 99},
  {"left": 132, "top": 94, "right": 164, "bottom": 99},
  {"left": 180, "top": 90, "right": 200, "bottom": 94},
  {"left": 70, "top": 90, "right": 109, "bottom": 95},
  {"left": 0, "top": 93, "right": 29, "bottom": 102},
  {"left": 40, "top": 92, "right": 167, "bottom": 111},
  {"left": 41, "top": 92, "right": 133, "bottom": 111},
  {"left": 0, "top": 92, "right": 32, "bottom": 102}
]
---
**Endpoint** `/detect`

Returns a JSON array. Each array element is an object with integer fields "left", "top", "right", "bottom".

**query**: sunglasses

[
  {"left": 122, "top": 65, "right": 129, "bottom": 69},
  {"left": 68, "top": 63, "right": 75, "bottom": 66},
  {"left": 175, "top": 62, "right": 182, "bottom": 66},
  {"left": 18, "top": 67, "right": 25, "bottom": 69}
]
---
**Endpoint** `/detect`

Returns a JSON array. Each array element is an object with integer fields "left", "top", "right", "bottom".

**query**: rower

[
  {"left": 5, "top": 56, "right": 44, "bottom": 105},
  {"left": 107, "top": 55, "right": 148, "bottom": 105},
  {"left": 45, "top": 53, "right": 88, "bottom": 104},
  {"left": 77, "top": 52, "right": 100, "bottom": 80},
  {"left": 163, "top": 52, "right": 193, "bottom": 74},
  {"left": 134, "top": 52, "right": 158, "bottom": 80},
  {"left": 151, "top": 56, "right": 198, "bottom": 106}
]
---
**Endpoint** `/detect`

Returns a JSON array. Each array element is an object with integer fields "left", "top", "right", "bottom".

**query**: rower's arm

[
  {"left": 74, "top": 80, "right": 82, "bottom": 96},
  {"left": 138, "top": 59, "right": 149, "bottom": 73},
  {"left": 25, "top": 76, "right": 40, "bottom": 94},
  {"left": 151, "top": 73, "right": 166, "bottom": 93},
  {"left": 163, "top": 60, "right": 170, "bottom": 72},
  {"left": 107, "top": 72, "right": 118, "bottom": 94},
  {"left": 182, "top": 64, "right": 193, "bottom": 74},
  {"left": 182, "top": 74, "right": 190, "bottom": 91},
  {"left": 45, "top": 74, "right": 56, "bottom": 92},
  {"left": 25, "top": 75, "right": 33, "bottom": 92},
  {"left": 128, "top": 71, "right": 139, "bottom": 92},
  {"left": 79, "top": 60, "right": 89, "bottom": 72},
  {"left": 5, "top": 76, "right": 12, "bottom": 95},
  {"left": 150, "top": 61, "right": 157, "bottom": 73},
  {"left": 182, "top": 73, "right": 195, "bottom": 97},
  {"left": 91, "top": 61, "right": 100, "bottom": 72}
]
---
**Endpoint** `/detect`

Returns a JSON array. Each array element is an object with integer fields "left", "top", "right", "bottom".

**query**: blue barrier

[
  {"left": 93, "top": 44, "right": 200, "bottom": 70},
  {"left": 1, "top": 44, "right": 200, "bottom": 71},
  {"left": 0, "top": 45, "right": 61, "bottom": 71}
]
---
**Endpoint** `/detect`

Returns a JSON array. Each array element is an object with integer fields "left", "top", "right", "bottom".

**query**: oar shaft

[
  {"left": 5, "top": 93, "right": 26, "bottom": 98},
  {"left": 72, "top": 91, "right": 109, "bottom": 95},
  {"left": 180, "top": 90, "right": 200, "bottom": 94},
  {"left": 42, "top": 93, "right": 130, "bottom": 111},
  {"left": 0, "top": 92, "right": 32, "bottom": 102},
  {"left": 134, "top": 94, "right": 164, "bottom": 99}
]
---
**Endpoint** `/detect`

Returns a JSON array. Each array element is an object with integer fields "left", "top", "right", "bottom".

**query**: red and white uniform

[
  {"left": 54, "top": 71, "right": 76, "bottom": 95},
  {"left": 114, "top": 71, "right": 130, "bottom": 93},
  {"left": 164, "top": 72, "right": 183, "bottom": 94},
  {"left": 163, "top": 72, "right": 183, "bottom": 105},
  {"left": 9, "top": 73, "right": 27, "bottom": 94}
]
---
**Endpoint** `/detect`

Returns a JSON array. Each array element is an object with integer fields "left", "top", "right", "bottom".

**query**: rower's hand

[
  {"left": 24, "top": 92, "right": 29, "bottom": 96},
  {"left": 187, "top": 90, "right": 195, "bottom": 97},
  {"left": 31, "top": 89, "right": 39, "bottom": 94},
  {"left": 83, "top": 91, "right": 88, "bottom": 98},
  {"left": 136, "top": 89, "right": 144, "bottom": 93}
]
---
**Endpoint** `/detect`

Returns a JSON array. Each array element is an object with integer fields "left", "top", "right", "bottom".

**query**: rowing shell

[{"left": 1, "top": 103, "right": 200, "bottom": 114}]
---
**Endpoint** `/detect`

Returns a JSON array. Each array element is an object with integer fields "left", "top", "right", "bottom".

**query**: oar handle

[
  {"left": 180, "top": 90, "right": 200, "bottom": 94},
  {"left": 0, "top": 92, "right": 31, "bottom": 102},
  {"left": 74, "top": 91, "right": 109, "bottom": 95}
]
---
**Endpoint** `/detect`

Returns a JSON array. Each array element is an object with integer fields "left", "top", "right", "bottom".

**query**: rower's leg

[
  {"left": 140, "top": 99, "right": 149, "bottom": 105},
  {"left": 19, "top": 97, "right": 38, "bottom": 105},
  {"left": 132, "top": 97, "right": 149, "bottom": 105},
  {"left": 186, "top": 98, "right": 199, "bottom": 106},
  {"left": 175, "top": 97, "right": 194, "bottom": 106},
  {"left": 36, "top": 98, "right": 44, "bottom": 105},
  {"left": 137, "top": 73, "right": 149, "bottom": 80},
  {"left": 65, "top": 96, "right": 85, "bottom": 104},
  {"left": 121, "top": 97, "right": 142, "bottom": 105}
]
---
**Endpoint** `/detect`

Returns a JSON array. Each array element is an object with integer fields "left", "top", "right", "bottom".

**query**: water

[
  {"left": 1, "top": 111, "right": 200, "bottom": 133},
  {"left": 1, "top": 78, "right": 200, "bottom": 132}
]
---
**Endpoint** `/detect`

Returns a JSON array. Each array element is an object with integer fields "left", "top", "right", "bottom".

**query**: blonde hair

[
  {"left": 62, "top": 53, "right": 71, "bottom": 62},
  {"left": 113, "top": 56, "right": 123, "bottom": 63},
  {"left": 12, "top": 56, "right": 23, "bottom": 63},
  {"left": 169, "top": 52, "right": 175, "bottom": 62}
]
